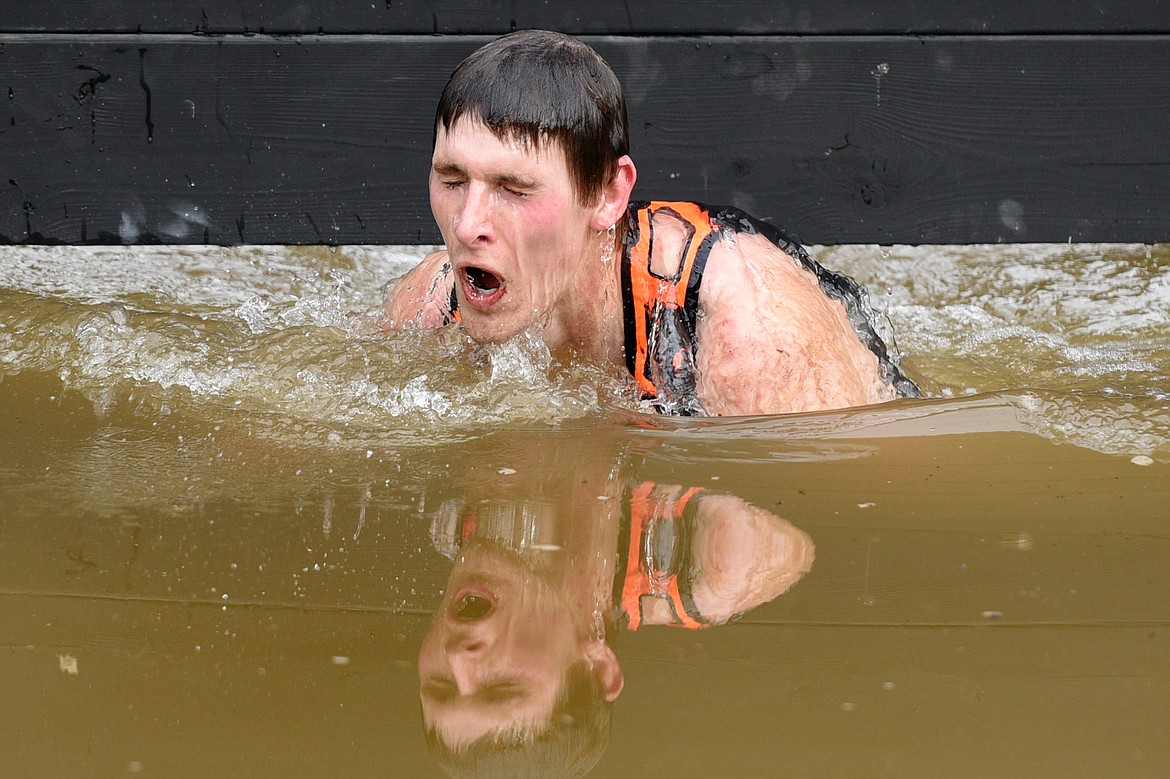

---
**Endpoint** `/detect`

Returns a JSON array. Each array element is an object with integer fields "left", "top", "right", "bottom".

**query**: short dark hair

[
  {"left": 424, "top": 660, "right": 613, "bottom": 778},
  {"left": 434, "top": 30, "right": 630, "bottom": 206}
]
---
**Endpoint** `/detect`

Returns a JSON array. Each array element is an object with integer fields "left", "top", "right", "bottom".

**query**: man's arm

[
  {"left": 687, "top": 493, "right": 815, "bottom": 624},
  {"left": 380, "top": 250, "right": 457, "bottom": 330},
  {"left": 632, "top": 486, "right": 814, "bottom": 628},
  {"left": 695, "top": 231, "right": 896, "bottom": 415}
]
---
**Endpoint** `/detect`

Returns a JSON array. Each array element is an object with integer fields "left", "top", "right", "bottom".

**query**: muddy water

[{"left": 1, "top": 243, "right": 1168, "bottom": 777}]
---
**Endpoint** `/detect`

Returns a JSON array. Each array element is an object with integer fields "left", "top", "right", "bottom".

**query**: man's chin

[
  {"left": 459, "top": 313, "right": 529, "bottom": 345},
  {"left": 461, "top": 324, "right": 512, "bottom": 345}
]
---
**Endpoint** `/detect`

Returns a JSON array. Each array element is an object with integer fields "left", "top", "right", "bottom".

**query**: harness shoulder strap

[
  {"left": 444, "top": 263, "right": 462, "bottom": 323},
  {"left": 621, "top": 202, "right": 717, "bottom": 409},
  {"left": 620, "top": 481, "right": 709, "bottom": 631}
]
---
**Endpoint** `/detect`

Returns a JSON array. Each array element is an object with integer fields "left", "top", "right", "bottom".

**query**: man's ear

[
  {"left": 582, "top": 639, "right": 625, "bottom": 702},
  {"left": 591, "top": 155, "right": 637, "bottom": 231}
]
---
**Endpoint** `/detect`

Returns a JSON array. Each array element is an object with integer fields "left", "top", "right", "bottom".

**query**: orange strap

[
  {"left": 626, "top": 201, "right": 715, "bottom": 397},
  {"left": 447, "top": 283, "right": 462, "bottom": 323},
  {"left": 621, "top": 481, "right": 707, "bottom": 630}
]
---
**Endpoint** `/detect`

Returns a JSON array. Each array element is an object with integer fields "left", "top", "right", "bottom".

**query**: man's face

[
  {"left": 417, "top": 542, "right": 585, "bottom": 748},
  {"left": 429, "top": 119, "right": 598, "bottom": 344}
]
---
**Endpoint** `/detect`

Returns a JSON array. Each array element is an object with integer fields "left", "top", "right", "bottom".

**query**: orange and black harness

[
  {"left": 616, "top": 481, "right": 709, "bottom": 631},
  {"left": 621, "top": 200, "right": 920, "bottom": 411},
  {"left": 621, "top": 201, "right": 717, "bottom": 416}
]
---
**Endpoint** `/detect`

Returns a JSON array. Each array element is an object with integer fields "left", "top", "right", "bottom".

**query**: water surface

[{"left": 1, "top": 243, "right": 1167, "bottom": 777}]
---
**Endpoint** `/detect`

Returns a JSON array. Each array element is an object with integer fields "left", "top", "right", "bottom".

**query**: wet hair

[
  {"left": 424, "top": 660, "right": 613, "bottom": 778},
  {"left": 434, "top": 30, "right": 630, "bottom": 206}
]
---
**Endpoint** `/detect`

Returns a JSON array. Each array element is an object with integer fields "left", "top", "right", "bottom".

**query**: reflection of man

[
  {"left": 418, "top": 537, "right": 622, "bottom": 777},
  {"left": 417, "top": 484, "right": 814, "bottom": 777},
  {"left": 383, "top": 30, "right": 919, "bottom": 416}
]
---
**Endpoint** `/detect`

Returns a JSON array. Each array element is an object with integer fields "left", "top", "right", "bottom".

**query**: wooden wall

[{"left": 3, "top": 2, "right": 1170, "bottom": 245}]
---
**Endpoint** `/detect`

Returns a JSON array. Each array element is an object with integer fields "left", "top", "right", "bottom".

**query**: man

[{"left": 383, "top": 30, "right": 919, "bottom": 416}]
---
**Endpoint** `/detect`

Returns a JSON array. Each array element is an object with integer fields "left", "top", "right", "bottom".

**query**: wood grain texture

[
  {"left": 6, "top": 1, "right": 1170, "bottom": 35},
  {"left": 3, "top": 34, "right": 1169, "bottom": 245}
]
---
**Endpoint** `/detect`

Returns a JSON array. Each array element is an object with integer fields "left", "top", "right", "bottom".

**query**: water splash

[
  {"left": 820, "top": 242, "right": 1170, "bottom": 396},
  {"left": 2, "top": 242, "right": 1168, "bottom": 457},
  {"left": 0, "top": 246, "right": 623, "bottom": 449}
]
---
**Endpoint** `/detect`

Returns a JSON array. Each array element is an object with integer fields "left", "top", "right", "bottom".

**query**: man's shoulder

[
  {"left": 702, "top": 219, "right": 809, "bottom": 299},
  {"left": 630, "top": 200, "right": 806, "bottom": 248},
  {"left": 380, "top": 250, "right": 457, "bottom": 330}
]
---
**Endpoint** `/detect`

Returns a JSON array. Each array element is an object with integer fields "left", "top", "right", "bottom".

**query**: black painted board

[
  {"left": 1, "top": 35, "right": 467, "bottom": 245},
  {"left": 5, "top": 1, "right": 1170, "bottom": 35},
  {"left": 3, "top": 34, "right": 1169, "bottom": 245}
]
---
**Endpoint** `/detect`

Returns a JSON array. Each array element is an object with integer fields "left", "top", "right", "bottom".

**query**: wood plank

[
  {"left": 6, "top": 1, "right": 1170, "bottom": 35},
  {"left": 3, "top": 34, "right": 1169, "bottom": 245}
]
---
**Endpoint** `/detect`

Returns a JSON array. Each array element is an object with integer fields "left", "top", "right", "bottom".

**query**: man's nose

[
  {"left": 452, "top": 183, "right": 493, "bottom": 246},
  {"left": 445, "top": 632, "right": 490, "bottom": 696},
  {"left": 446, "top": 626, "right": 489, "bottom": 657}
]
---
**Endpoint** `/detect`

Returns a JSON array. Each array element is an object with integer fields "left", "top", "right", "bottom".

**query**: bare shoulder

[
  {"left": 380, "top": 250, "right": 456, "bottom": 330},
  {"left": 695, "top": 230, "right": 895, "bottom": 415},
  {"left": 687, "top": 493, "right": 815, "bottom": 624}
]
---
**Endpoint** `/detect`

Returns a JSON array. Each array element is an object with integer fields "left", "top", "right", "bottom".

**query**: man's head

[
  {"left": 435, "top": 30, "right": 629, "bottom": 207},
  {"left": 423, "top": 659, "right": 615, "bottom": 779},
  {"left": 427, "top": 31, "right": 638, "bottom": 347},
  {"left": 418, "top": 539, "right": 623, "bottom": 777}
]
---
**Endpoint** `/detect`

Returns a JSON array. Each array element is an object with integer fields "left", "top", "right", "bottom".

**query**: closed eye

[
  {"left": 421, "top": 679, "right": 457, "bottom": 702},
  {"left": 420, "top": 679, "right": 529, "bottom": 705},
  {"left": 482, "top": 683, "right": 528, "bottom": 704},
  {"left": 491, "top": 174, "right": 537, "bottom": 198}
]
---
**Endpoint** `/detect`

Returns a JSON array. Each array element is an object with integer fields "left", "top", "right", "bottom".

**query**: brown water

[{"left": 1, "top": 244, "right": 1168, "bottom": 777}]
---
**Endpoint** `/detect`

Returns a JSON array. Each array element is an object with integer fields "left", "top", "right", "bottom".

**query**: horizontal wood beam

[
  {"left": 6, "top": 2, "right": 1170, "bottom": 35},
  {"left": 3, "top": 34, "right": 1169, "bottom": 245}
]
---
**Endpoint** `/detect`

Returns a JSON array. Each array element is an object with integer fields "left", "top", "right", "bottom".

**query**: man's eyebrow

[
  {"left": 490, "top": 173, "right": 539, "bottom": 191},
  {"left": 431, "top": 161, "right": 465, "bottom": 177},
  {"left": 431, "top": 161, "right": 539, "bottom": 191}
]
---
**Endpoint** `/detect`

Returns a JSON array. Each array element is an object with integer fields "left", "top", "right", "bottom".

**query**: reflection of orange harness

[
  {"left": 621, "top": 201, "right": 716, "bottom": 415},
  {"left": 619, "top": 481, "right": 708, "bottom": 631}
]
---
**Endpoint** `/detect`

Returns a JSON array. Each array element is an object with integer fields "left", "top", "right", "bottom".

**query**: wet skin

[
  {"left": 420, "top": 119, "right": 632, "bottom": 359},
  {"left": 417, "top": 542, "right": 602, "bottom": 749},
  {"left": 382, "top": 118, "right": 895, "bottom": 414}
]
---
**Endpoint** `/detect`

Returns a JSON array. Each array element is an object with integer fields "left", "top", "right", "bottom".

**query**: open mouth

[
  {"left": 448, "top": 582, "right": 498, "bottom": 622},
  {"left": 454, "top": 593, "right": 494, "bottom": 621},
  {"left": 460, "top": 265, "right": 506, "bottom": 309},
  {"left": 465, "top": 266, "right": 501, "bottom": 293}
]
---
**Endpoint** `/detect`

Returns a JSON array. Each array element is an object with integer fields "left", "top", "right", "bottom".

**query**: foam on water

[
  {"left": 0, "top": 244, "right": 423, "bottom": 313},
  {"left": 1, "top": 242, "right": 1167, "bottom": 457},
  {"left": 820, "top": 242, "right": 1170, "bottom": 457},
  {"left": 0, "top": 245, "right": 625, "bottom": 447}
]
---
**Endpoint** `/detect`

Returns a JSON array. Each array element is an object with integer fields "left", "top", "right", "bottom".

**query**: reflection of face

[
  {"left": 418, "top": 541, "right": 585, "bottom": 748},
  {"left": 429, "top": 119, "right": 598, "bottom": 345}
]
